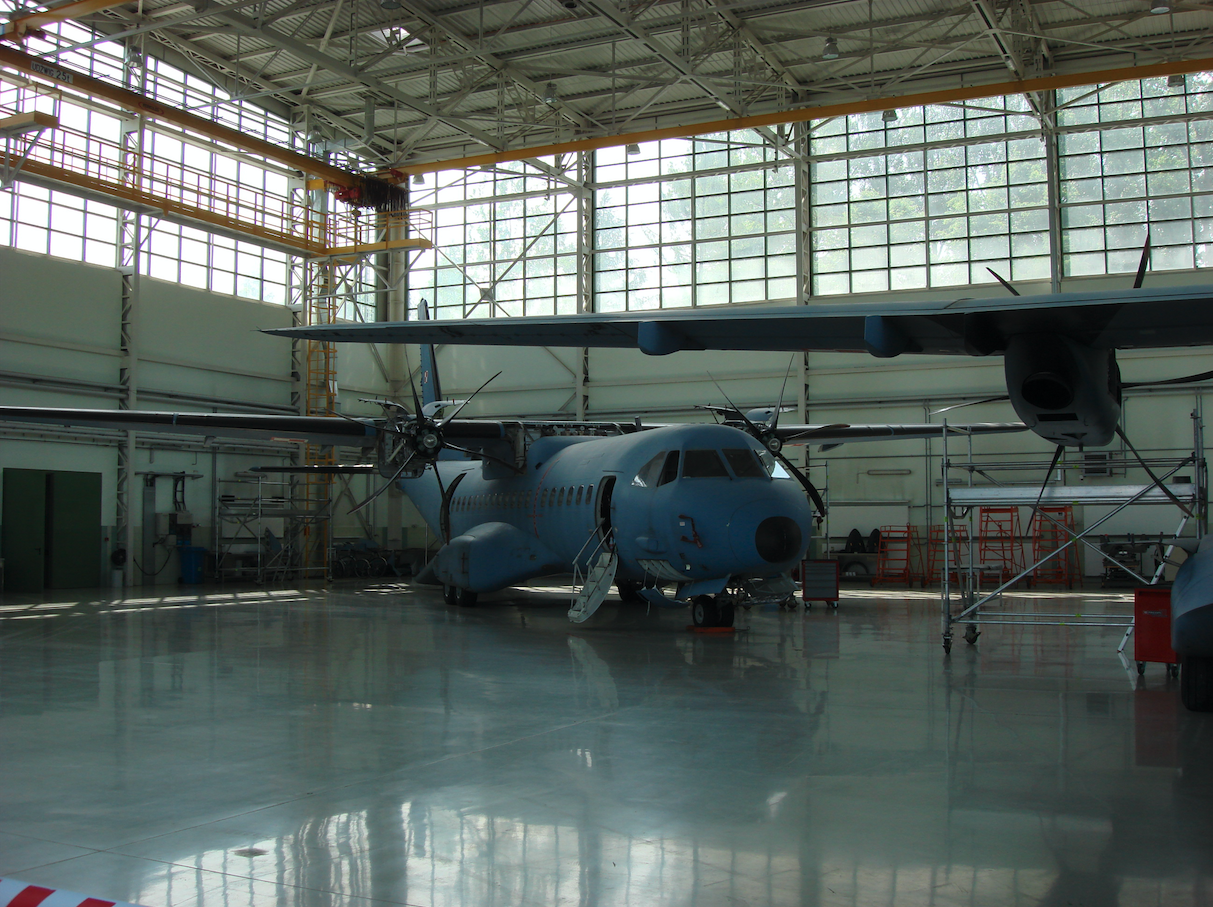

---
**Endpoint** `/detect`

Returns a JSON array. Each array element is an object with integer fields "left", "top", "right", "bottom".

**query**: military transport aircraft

[
  {"left": 0, "top": 398, "right": 1021, "bottom": 628},
  {"left": 265, "top": 272, "right": 1213, "bottom": 709}
]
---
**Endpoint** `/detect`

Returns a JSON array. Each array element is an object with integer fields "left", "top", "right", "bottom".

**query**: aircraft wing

[
  {"left": 262, "top": 284, "right": 1213, "bottom": 357},
  {"left": 767, "top": 422, "right": 1027, "bottom": 445},
  {"left": 0, "top": 406, "right": 508, "bottom": 447}
]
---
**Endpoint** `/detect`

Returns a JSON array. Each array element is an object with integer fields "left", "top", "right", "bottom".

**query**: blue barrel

[{"left": 180, "top": 546, "right": 206, "bottom": 584}]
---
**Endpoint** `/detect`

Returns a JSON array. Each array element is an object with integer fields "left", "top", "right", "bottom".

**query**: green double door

[{"left": 2, "top": 468, "right": 103, "bottom": 593}]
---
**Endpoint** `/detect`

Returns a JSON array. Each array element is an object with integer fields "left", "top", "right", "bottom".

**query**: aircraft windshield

[
  {"left": 758, "top": 449, "right": 793, "bottom": 480},
  {"left": 722, "top": 448, "right": 767, "bottom": 478},
  {"left": 682, "top": 449, "right": 729, "bottom": 478},
  {"left": 631, "top": 452, "right": 666, "bottom": 488}
]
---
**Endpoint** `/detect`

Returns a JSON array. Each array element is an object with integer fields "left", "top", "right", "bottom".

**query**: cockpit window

[
  {"left": 631, "top": 452, "right": 667, "bottom": 487},
  {"left": 658, "top": 451, "right": 680, "bottom": 486},
  {"left": 682, "top": 449, "right": 729, "bottom": 478},
  {"left": 723, "top": 448, "right": 767, "bottom": 478},
  {"left": 758, "top": 449, "right": 793, "bottom": 480}
]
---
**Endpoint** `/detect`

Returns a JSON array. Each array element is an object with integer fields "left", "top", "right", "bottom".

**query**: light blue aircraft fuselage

[{"left": 404, "top": 423, "right": 814, "bottom": 605}]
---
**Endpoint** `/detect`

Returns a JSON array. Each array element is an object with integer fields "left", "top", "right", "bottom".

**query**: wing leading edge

[{"left": 262, "top": 284, "right": 1213, "bottom": 357}]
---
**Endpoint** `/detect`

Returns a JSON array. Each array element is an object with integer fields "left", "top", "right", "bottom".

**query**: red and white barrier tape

[{"left": 0, "top": 878, "right": 146, "bottom": 907}]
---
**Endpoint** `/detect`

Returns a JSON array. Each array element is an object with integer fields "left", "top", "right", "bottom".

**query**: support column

[
  {"left": 794, "top": 121, "right": 811, "bottom": 306},
  {"left": 300, "top": 163, "right": 336, "bottom": 577},
  {"left": 116, "top": 43, "right": 146, "bottom": 590},
  {"left": 1043, "top": 91, "right": 1062, "bottom": 294},
  {"left": 575, "top": 150, "right": 593, "bottom": 421},
  {"left": 384, "top": 215, "right": 409, "bottom": 549}
]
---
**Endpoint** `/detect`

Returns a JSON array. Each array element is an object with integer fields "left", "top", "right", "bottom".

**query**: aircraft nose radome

[
  {"left": 755, "top": 516, "right": 802, "bottom": 563},
  {"left": 729, "top": 501, "right": 810, "bottom": 569}
]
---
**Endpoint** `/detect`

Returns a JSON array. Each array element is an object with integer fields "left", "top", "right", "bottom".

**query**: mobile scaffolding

[{"left": 938, "top": 413, "right": 1207, "bottom": 654}]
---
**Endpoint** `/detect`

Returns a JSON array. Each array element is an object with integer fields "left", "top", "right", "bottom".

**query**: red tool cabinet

[{"left": 1134, "top": 587, "right": 1179, "bottom": 677}]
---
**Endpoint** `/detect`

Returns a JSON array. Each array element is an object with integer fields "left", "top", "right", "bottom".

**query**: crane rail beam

[{"left": 0, "top": 42, "right": 361, "bottom": 188}]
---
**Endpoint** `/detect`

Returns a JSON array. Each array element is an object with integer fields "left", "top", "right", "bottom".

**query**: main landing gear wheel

[
  {"left": 442, "top": 584, "right": 457, "bottom": 606},
  {"left": 717, "top": 603, "right": 735, "bottom": 628},
  {"left": 454, "top": 587, "right": 478, "bottom": 608},
  {"left": 616, "top": 580, "right": 645, "bottom": 603},
  {"left": 691, "top": 595, "right": 720, "bottom": 628}
]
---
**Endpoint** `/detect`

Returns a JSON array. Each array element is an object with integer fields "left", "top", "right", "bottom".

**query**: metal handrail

[{"left": 571, "top": 523, "right": 614, "bottom": 599}]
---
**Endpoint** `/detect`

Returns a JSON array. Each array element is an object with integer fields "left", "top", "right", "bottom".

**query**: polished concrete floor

[{"left": 0, "top": 581, "right": 1211, "bottom": 907}]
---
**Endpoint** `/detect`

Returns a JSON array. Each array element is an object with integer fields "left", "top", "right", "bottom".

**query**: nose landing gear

[{"left": 691, "top": 595, "right": 735, "bottom": 628}]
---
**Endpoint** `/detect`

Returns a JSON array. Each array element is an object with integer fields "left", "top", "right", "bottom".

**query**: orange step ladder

[
  {"left": 977, "top": 506, "right": 1023, "bottom": 584},
  {"left": 926, "top": 523, "right": 970, "bottom": 586},
  {"left": 874, "top": 525, "right": 923, "bottom": 586},
  {"left": 1030, "top": 505, "right": 1079, "bottom": 588}
]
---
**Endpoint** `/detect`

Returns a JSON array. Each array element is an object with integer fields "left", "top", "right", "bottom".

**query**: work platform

[{"left": 938, "top": 415, "right": 1208, "bottom": 654}]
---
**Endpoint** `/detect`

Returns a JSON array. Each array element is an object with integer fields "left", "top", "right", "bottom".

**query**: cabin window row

[{"left": 453, "top": 484, "right": 596, "bottom": 512}]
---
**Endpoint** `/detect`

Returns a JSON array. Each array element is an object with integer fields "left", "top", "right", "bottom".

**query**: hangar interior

[{"left": 2, "top": 1, "right": 1213, "bottom": 905}]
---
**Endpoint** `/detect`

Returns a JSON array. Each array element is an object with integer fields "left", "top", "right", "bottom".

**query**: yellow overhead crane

[
  {"left": 2, "top": 0, "right": 130, "bottom": 41},
  {"left": 0, "top": 42, "right": 432, "bottom": 257}
]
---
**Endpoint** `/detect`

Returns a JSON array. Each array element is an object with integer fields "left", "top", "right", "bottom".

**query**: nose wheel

[{"left": 691, "top": 595, "right": 734, "bottom": 628}]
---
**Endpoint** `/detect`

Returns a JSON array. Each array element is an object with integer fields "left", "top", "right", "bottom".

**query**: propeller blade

[
  {"left": 772, "top": 448, "right": 827, "bottom": 517},
  {"left": 439, "top": 371, "right": 502, "bottom": 427},
  {"left": 402, "top": 346, "right": 424, "bottom": 422},
  {"left": 348, "top": 450, "right": 416, "bottom": 515},
  {"left": 1133, "top": 233, "right": 1152, "bottom": 289},
  {"left": 930, "top": 395, "right": 1011, "bottom": 416},
  {"left": 781, "top": 423, "right": 852, "bottom": 443},
  {"left": 1115, "top": 425, "right": 1193, "bottom": 517},
  {"left": 328, "top": 408, "right": 379, "bottom": 427},
  {"left": 708, "top": 373, "right": 764, "bottom": 438},
  {"left": 770, "top": 357, "right": 796, "bottom": 432},
  {"left": 1123, "top": 368, "right": 1213, "bottom": 389},
  {"left": 438, "top": 470, "right": 466, "bottom": 545},
  {"left": 986, "top": 267, "right": 1020, "bottom": 296}
]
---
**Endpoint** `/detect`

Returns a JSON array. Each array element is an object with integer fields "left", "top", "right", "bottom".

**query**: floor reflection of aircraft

[{"left": 267, "top": 276, "right": 1213, "bottom": 703}]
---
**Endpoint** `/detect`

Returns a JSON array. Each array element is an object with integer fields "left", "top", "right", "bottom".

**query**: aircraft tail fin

[{"left": 417, "top": 299, "right": 443, "bottom": 408}]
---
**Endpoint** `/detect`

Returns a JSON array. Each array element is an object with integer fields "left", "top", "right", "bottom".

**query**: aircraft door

[{"left": 596, "top": 476, "right": 617, "bottom": 548}]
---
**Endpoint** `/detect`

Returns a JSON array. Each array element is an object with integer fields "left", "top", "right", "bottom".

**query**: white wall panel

[
  {"left": 0, "top": 245, "right": 121, "bottom": 390},
  {"left": 139, "top": 278, "right": 293, "bottom": 409},
  {"left": 0, "top": 245, "right": 122, "bottom": 348}
]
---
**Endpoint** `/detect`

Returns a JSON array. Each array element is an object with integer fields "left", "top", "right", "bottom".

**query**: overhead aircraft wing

[
  {"left": 263, "top": 284, "right": 1213, "bottom": 357},
  {"left": 764, "top": 422, "right": 1027, "bottom": 445},
  {"left": 0, "top": 406, "right": 509, "bottom": 447}
]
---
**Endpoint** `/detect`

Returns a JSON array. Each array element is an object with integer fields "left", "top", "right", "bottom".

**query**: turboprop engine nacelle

[{"left": 1003, "top": 334, "right": 1122, "bottom": 447}]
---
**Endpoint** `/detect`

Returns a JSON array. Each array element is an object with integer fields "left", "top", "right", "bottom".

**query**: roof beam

[
  {"left": 396, "top": 53, "right": 1213, "bottom": 175},
  {"left": 1, "top": 0, "right": 129, "bottom": 40},
  {"left": 210, "top": 5, "right": 507, "bottom": 151}
]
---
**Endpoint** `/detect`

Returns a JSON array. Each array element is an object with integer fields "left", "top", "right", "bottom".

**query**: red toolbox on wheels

[{"left": 1134, "top": 587, "right": 1179, "bottom": 677}]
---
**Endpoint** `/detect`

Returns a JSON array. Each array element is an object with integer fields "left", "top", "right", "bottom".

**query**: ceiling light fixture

[
  {"left": 626, "top": 143, "right": 640, "bottom": 155},
  {"left": 412, "top": 173, "right": 425, "bottom": 186},
  {"left": 822, "top": 36, "right": 839, "bottom": 60},
  {"left": 882, "top": 109, "right": 898, "bottom": 122},
  {"left": 543, "top": 81, "right": 558, "bottom": 104},
  {"left": 1150, "top": 0, "right": 1171, "bottom": 12},
  {"left": 380, "top": 0, "right": 401, "bottom": 9},
  {"left": 1169, "top": 74, "right": 1186, "bottom": 88}
]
